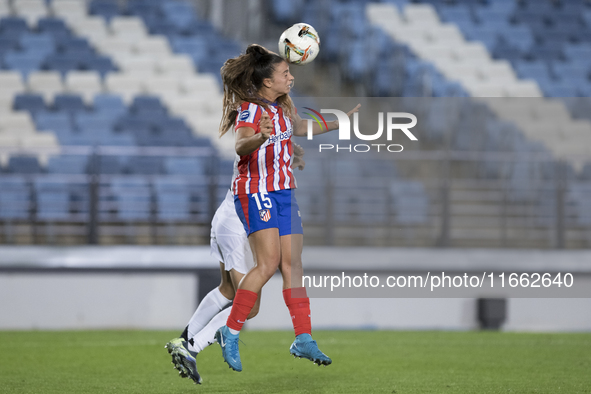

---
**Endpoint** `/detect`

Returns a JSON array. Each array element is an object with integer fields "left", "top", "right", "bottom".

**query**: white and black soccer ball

[{"left": 278, "top": 23, "right": 320, "bottom": 65}]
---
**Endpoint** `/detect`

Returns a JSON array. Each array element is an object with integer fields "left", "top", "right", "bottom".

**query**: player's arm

[
  {"left": 292, "top": 142, "right": 305, "bottom": 171},
  {"left": 292, "top": 104, "right": 361, "bottom": 137},
  {"left": 235, "top": 112, "right": 274, "bottom": 156}
]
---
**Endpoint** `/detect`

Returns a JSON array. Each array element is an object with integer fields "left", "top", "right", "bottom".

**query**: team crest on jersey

[
  {"left": 259, "top": 209, "right": 271, "bottom": 222},
  {"left": 239, "top": 110, "right": 250, "bottom": 121}
]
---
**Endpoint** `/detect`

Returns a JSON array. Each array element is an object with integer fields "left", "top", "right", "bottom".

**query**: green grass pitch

[{"left": 0, "top": 330, "right": 590, "bottom": 393}]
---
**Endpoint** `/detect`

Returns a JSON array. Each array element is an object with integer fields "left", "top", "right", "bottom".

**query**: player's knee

[{"left": 218, "top": 282, "right": 235, "bottom": 300}]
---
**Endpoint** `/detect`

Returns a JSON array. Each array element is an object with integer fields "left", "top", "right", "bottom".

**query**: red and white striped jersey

[{"left": 232, "top": 101, "right": 296, "bottom": 195}]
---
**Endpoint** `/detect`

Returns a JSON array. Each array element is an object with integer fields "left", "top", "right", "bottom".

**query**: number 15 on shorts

[{"left": 253, "top": 192, "right": 272, "bottom": 210}]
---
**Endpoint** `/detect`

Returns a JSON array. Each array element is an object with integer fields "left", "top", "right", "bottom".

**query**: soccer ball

[{"left": 278, "top": 23, "right": 320, "bottom": 65}]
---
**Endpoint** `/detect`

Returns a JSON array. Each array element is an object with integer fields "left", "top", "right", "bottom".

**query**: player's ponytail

[{"left": 219, "top": 44, "right": 295, "bottom": 137}]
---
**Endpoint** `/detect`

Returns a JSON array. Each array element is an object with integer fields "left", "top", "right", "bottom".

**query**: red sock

[
  {"left": 226, "top": 289, "right": 258, "bottom": 332},
  {"left": 283, "top": 287, "right": 311, "bottom": 336}
]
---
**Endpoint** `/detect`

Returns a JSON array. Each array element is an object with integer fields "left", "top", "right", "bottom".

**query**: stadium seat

[
  {"left": 13, "top": 93, "right": 45, "bottom": 113},
  {"left": 53, "top": 93, "right": 87, "bottom": 112},
  {"left": 93, "top": 93, "right": 126, "bottom": 115},
  {"left": 35, "top": 111, "right": 73, "bottom": 134},
  {"left": 0, "top": 72, "right": 25, "bottom": 97},
  {"left": 0, "top": 17, "right": 29, "bottom": 35},
  {"left": 104, "top": 73, "right": 144, "bottom": 104},
  {"left": 3, "top": 51, "right": 44, "bottom": 77},
  {"left": 37, "top": 17, "right": 71, "bottom": 38},
  {"left": 65, "top": 71, "right": 103, "bottom": 104},
  {"left": 89, "top": 0, "right": 120, "bottom": 22},
  {"left": 109, "top": 16, "right": 148, "bottom": 39},
  {"left": 0, "top": 176, "right": 31, "bottom": 220},
  {"left": 0, "top": 111, "right": 36, "bottom": 134},
  {"left": 34, "top": 177, "right": 72, "bottom": 221},
  {"left": 12, "top": 0, "right": 47, "bottom": 27},
  {"left": 7, "top": 155, "right": 43, "bottom": 174},
  {"left": 164, "top": 157, "right": 207, "bottom": 176},
  {"left": 50, "top": 0, "right": 87, "bottom": 24}
]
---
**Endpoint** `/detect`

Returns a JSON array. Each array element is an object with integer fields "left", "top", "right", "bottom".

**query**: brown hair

[{"left": 219, "top": 44, "right": 295, "bottom": 137}]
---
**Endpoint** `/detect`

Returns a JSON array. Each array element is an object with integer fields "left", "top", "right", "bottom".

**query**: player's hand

[
  {"left": 259, "top": 112, "right": 273, "bottom": 140},
  {"left": 293, "top": 143, "right": 304, "bottom": 158},
  {"left": 292, "top": 143, "right": 305, "bottom": 170},
  {"left": 334, "top": 103, "right": 361, "bottom": 129},
  {"left": 347, "top": 103, "right": 361, "bottom": 117}
]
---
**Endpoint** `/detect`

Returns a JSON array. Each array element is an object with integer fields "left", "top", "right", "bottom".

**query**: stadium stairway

[{"left": 366, "top": 2, "right": 591, "bottom": 169}]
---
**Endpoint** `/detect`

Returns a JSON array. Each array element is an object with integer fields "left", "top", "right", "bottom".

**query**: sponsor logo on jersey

[
  {"left": 239, "top": 110, "right": 250, "bottom": 121},
  {"left": 259, "top": 209, "right": 271, "bottom": 222},
  {"left": 265, "top": 129, "right": 292, "bottom": 145}
]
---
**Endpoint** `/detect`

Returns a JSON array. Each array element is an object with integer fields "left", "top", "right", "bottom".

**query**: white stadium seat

[
  {"left": 404, "top": 4, "right": 440, "bottom": 24},
  {"left": 65, "top": 71, "right": 103, "bottom": 104},
  {"left": 181, "top": 75, "right": 221, "bottom": 95},
  {"left": 0, "top": 72, "right": 25, "bottom": 97},
  {"left": 51, "top": 0, "right": 87, "bottom": 22},
  {"left": 504, "top": 81, "right": 543, "bottom": 97},
  {"left": 133, "top": 37, "right": 171, "bottom": 56},
  {"left": 110, "top": 17, "right": 148, "bottom": 39},
  {"left": 93, "top": 37, "right": 134, "bottom": 55},
  {"left": 13, "top": 0, "right": 48, "bottom": 27},
  {"left": 116, "top": 56, "right": 157, "bottom": 76},
  {"left": 69, "top": 16, "right": 109, "bottom": 40},
  {"left": 27, "top": 71, "right": 64, "bottom": 103},
  {"left": 156, "top": 55, "right": 195, "bottom": 76},
  {"left": 105, "top": 73, "right": 144, "bottom": 104},
  {"left": 0, "top": 111, "right": 36, "bottom": 134},
  {"left": 0, "top": 0, "right": 11, "bottom": 18},
  {"left": 144, "top": 76, "right": 181, "bottom": 93}
]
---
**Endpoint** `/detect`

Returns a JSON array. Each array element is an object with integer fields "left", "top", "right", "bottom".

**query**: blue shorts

[{"left": 234, "top": 189, "right": 304, "bottom": 236}]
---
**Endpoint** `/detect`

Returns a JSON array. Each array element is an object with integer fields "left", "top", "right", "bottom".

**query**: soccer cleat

[
  {"left": 165, "top": 338, "right": 202, "bottom": 384},
  {"left": 289, "top": 334, "right": 332, "bottom": 366},
  {"left": 215, "top": 326, "right": 242, "bottom": 372}
]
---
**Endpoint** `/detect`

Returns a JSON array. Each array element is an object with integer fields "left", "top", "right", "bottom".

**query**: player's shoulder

[{"left": 237, "top": 102, "right": 263, "bottom": 123}]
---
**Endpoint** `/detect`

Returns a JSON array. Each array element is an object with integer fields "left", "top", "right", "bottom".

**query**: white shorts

[{"left": 210, "top": 190, "right": 254, "bottom": 275}]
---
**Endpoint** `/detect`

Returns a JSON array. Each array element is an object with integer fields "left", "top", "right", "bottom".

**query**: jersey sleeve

[{"left": 235, "top": 102, "right": 263, "bottom": 133}]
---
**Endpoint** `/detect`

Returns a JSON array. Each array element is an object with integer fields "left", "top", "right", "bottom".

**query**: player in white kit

[{"left": 164, "top": 144, "right": 305, "bottom": 385}]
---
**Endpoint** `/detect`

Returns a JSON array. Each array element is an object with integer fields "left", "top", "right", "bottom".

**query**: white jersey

[{"left": 210, "top": 189, "right": 254, "bottom": 274}]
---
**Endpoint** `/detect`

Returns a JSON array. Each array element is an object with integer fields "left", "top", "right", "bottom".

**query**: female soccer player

[
  {"left": 214, "top": 44, "right": 359, "bottom": 372},
  {"left": 165, "top": 144, "right": 306, "bottom": 385}
]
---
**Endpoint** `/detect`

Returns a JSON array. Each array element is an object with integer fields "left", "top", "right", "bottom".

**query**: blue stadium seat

[
  {"left": 35, "top": 111, "right": 74, "bottom": 134},
  {"left": 81, "top": 55, "right": 117, "bottom": 78},
  {"left": 42, "top": 53, "right": 82, "bottom": 76},
  {"left": 94, "top": 155, "right": 124, "bottom": 174},
  {"left": 13, "top": 93, "right": 45, "bottom": 113},
  {"left": 74, "top": 113, "right": 115, "bottom": 132},
  {"left": 0, "top": 177, "right": 30, "bottom": 220},
  {"left": 57, "top": 37, "right": 94, "bottom": 55},
  {"left": 0, "top": 17, "right": 28, "bottom": 35},
  {"left": 3, "top": 51, "right": 44, "bottom": 77},
  {"left": 130, "top": 96, "right": 167, "bottom": 115},
  {"left": 53, "top": 94, "right": 87, "bottom": 112},
  {"left": 390, "top": 181, "right": 429, "bottom": 225},
  {"left": 19, "top": 33, "right": 55, "bottom": 53},
  {"left": 89, "top": 0, "right": 120, "bottom": 22},
  {"left": 0, "top": 37, "right": 19, "bottom": 56},
  {"left": 93, "top": 94, "right": 126, "bottom": 115},
  {"left": 164, "top": 157, "right": 207, "bottom": 176},
  {"left": 47, "top": 155, "right": 89, "bottom": 174},
  {"left": 109, "top": 176, "right": 152, "bottom": 221},
  {"left": 34, "top": 178, "right": 72, "bottom": 221},
  {"left": 126, "top": 156, "right": 164, "bottom": 175},
  {"left": 551, "top": 62, "right": 590, "bottom": 82},
  {"left": 7, "top": 155, "right": 43, "bottom": 174},
  {"left": 37, "top": 18, "right": 71, "bottom": 38},
  {"left": 514, "top": 59, "right": 553, "bottom": 80},
  {"left": 161, "top": 1, "right": 197, "bottom": 28}
]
